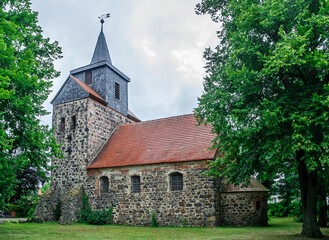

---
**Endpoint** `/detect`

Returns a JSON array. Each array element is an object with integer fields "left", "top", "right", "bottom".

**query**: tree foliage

[
  {"left": 195, "top": 0, "right": 329, "bottom": 237},
  {"left": 0, "top": 0, "right": 62, "bottom": 208}
]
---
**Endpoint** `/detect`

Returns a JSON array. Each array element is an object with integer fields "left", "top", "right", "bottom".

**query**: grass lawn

[{"left": 0, "top": 217, "right": 328, "bottom": 240}]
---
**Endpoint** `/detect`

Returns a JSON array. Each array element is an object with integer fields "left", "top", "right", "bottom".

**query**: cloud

[
  {"left": 139, "top": 39, "right": 156, "bottom": 58},
  {"left": 31, "top": 0, "right": 220, "bottom": 124}
]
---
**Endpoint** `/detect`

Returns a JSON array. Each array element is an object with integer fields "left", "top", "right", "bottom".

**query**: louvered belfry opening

[{"left": 115, "top": 82, "right": 120, "bottom": 100}]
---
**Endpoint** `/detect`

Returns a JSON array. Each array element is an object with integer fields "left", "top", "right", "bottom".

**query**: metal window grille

[
  {"left": 100, "top": 176, "right": 109, "bottom": 193},
  {"left": 171, "top": 173, "right": 183, "bottom": 191},
  {"left": 131, "top": 176, "right": 140, "bottom": 193},
  {"left": 85, "top": 71, "right": 92, "bottom": 85},
  {"left": 115, "top": 82, "right": 120, "bottom": 100}
]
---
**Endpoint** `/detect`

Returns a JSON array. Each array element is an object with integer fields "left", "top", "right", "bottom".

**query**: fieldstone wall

[
  {"left": 87, "top": 160, "right": 216, "bottom": 227},
  {"left": 34, "top": 97, "right": 268, "bottom": 227},
  {"left": 51, "top": 98, "right": 131, "bottom": 189},
  {"left": 218, "top": 192, "right": 268, "bottom": 226},
  {"left": 34, "top": 98, "right": 132, "bottom": 223},
  {"left": 33, "top": 186, "right": 58, "bottom": 222}
]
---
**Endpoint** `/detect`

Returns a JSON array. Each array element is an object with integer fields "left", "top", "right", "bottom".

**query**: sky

[{"left": 30, "top": 0, "right": 220, "bottom": 125}]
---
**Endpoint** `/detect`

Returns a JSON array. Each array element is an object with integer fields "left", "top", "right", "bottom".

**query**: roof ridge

[{"left": 127, "top": 113, "right": 195, "bottom": 126}]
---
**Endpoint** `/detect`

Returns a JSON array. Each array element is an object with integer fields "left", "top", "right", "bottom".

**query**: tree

[
  {"left": 318, "top": 167, "right": 329, "bottom": 227},
  {"left": 0, "top": 0, "right": 62, "bottom": 208},
  {"left": 195, "top": 0, "right": 329, "bottom": 237}
]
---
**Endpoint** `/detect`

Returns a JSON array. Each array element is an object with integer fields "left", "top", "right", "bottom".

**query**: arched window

[
  {"left": 170, "top": 172, "right": 183, "bottom": 191},
  {"left": 100, "top": 176, "right": 109, "bottom": 194},
  {"left": 60, "top": 117, "right": 65, "bottom": 132},
  {"left": 131, "top": 176, "right": 141, "bottom": 193}
]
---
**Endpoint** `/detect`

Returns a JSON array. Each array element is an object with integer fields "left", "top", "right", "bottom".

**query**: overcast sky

[{"left": 30, "top": 0, "right": 219, "bottom": 125}]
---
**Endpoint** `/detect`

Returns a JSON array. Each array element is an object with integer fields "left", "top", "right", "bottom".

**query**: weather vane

[{"left": 98, "top": 13, "right": 110, "bottom": 31}]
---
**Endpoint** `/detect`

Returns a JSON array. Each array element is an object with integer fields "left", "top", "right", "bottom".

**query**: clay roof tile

[
  {"left": 70, "top": 75, "right": 107, "bottom": 105},
  {"left": 87, "top": 114, "right": 216, "bottom": 169}
]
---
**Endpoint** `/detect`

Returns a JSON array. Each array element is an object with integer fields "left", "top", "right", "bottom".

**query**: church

[{"left": 34, "top": 20, "right": 269, "bottom": 227}]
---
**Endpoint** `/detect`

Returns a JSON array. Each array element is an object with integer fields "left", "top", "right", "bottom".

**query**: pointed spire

[{"left": 91, "top": 17, "right": 112, "bottom": 64}]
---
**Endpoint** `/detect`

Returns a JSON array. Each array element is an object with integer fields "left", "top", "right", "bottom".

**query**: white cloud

[
  {"left": 31, "top": 0, "right": 220, "bottom": 123},
  {"left": 138, "top": 39, "right": 156, "bottom": 58}
]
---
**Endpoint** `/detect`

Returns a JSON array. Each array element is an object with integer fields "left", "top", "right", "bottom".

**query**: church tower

[
  {"left": 34, "top": 17, "right": 138, "bottom": 224},
  {"left": 51, "top": 20, "right": 130, "bottom": 116}
]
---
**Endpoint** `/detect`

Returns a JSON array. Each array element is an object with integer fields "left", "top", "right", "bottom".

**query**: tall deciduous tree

[
  {"left": 0, "top": 0, "right": 62, "bottom": 208},
  {"left": 195, "top": 0, "right": 329, "bottom": 237}
]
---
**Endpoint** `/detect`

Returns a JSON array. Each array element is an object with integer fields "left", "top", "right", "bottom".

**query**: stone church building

[{"left": 34, "top": 24, "right": 269, "bottom": 227}]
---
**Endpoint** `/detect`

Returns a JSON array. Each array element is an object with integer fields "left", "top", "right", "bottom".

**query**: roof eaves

[
  {"left": 70, "top": 61, "right": 130, "bottom": 82},
  {"left": 50, "top": 75, "right": 71, "bottom": 105},
  {"left": 87, "top": 158, "right": 213, "bottom": 170}
]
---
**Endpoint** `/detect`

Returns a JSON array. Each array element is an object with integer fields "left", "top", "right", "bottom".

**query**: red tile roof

[
  {"left": 70, "top": 75, "right": 107, "bottom": 105},
  {"left": 221, "top": 178, "right": 269, "bottom": 192},
  {"left": 87, "top": 114, "right": 216, "bottom": 169}
]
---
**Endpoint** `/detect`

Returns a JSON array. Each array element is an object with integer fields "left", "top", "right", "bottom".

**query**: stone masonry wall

[
  {"left": 34, "top": 98, "right": 132, "bottom": 223},
  {"left": 87, "top": 160, "right": 217, "bottom": 227},
  {"left": 52, "top": 98, "right": 132, "bottom": 189},
  {"left": 219, "top": 192, "right": 268, "bottom": 226}
]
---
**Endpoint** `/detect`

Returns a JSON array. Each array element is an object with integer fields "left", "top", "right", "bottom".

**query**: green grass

[{"left": 0, "top": 217, "right": 328, "bottom": 240}]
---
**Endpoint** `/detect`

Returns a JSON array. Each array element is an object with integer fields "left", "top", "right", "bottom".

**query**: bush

[
  {"left": 152, "top": 210, "right": 158, "bottom": 227},
  {"left": 7, "top": 193, "right": 40, "bottom": 218},
  {"left": 41, "top": 182, "right": 51, "bottom": 194},
  {"left": 80, "top": 190, "right": 90, "bottom": 223},
  {"left": 182, "top": 218, "right": 188, "bottom": 227},
  {"left": 80, "top": 190, "right": 113, "bottom": 225},
  {"left": 27, "top": 206, "right": 35, "bottom": 222},
  {"left": 268, "top": 201, "right": 302, "bottom": 221},
  {"left": 268, "top": 203, "right": 288, "bottom": 217},
  {"left": 86, "top": 208, "right": 113, "bottom": 225}
]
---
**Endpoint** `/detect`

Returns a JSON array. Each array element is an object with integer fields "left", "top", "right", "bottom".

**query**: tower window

[
  {"left": 71, "top": 116, "right": 76, "bottom": 130},
  {"left": 60, "top": 117, "right": 65, "bottom": 132},
  {"left": 67, "top": 147, "right": 72, "bottom": 156},
  {"left": 100, "top": 176, "right": 109, "bottom": 194},
  {"left": 115, "top": 82, "right": 120, "bottom": 100},
  {"left": 85, "top": 71, "right": 92, "bottom": 85},
  {"left": 131, "top": 176, "right": 141, "bottom": 193},
  {"left": 170, "top": 172, "right": 183, "bottom": 191}
]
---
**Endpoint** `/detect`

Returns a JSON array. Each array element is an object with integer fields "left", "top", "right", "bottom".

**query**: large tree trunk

[
  {"left": 297, "top": 153, "right": 323, "bottom": 238},
  {"left": 318, "top": 189, "right": 327, "bottom": 228}
]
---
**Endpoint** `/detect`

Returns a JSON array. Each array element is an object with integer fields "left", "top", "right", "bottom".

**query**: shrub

[
  {"left": 80, "top": 190, "right": 91, "bottom": 223},
  {"left": 27, "top": 206, "right": 35, "bottom": 222},
  {"left": 182, "top": 218, "right": 188, "bottom": 227},
  {"left": 41, "top": 182, "right": 51, "bottom": 194},
  {"left": 86, "top": 208, "right": 113, "bottom": 225},
  {"left": 80, "top": 190, "right": 113, "bottom": 225},
  {"left": 152, "top": 210, "right": 158, "bottom": 227},
  {"left": 268, "top": 201, "right": 302, "bottom": 221}
]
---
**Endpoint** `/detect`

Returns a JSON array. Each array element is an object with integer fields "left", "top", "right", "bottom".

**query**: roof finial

[{"left": 98, "top": 13, "right": 110, "bottom": 32}]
